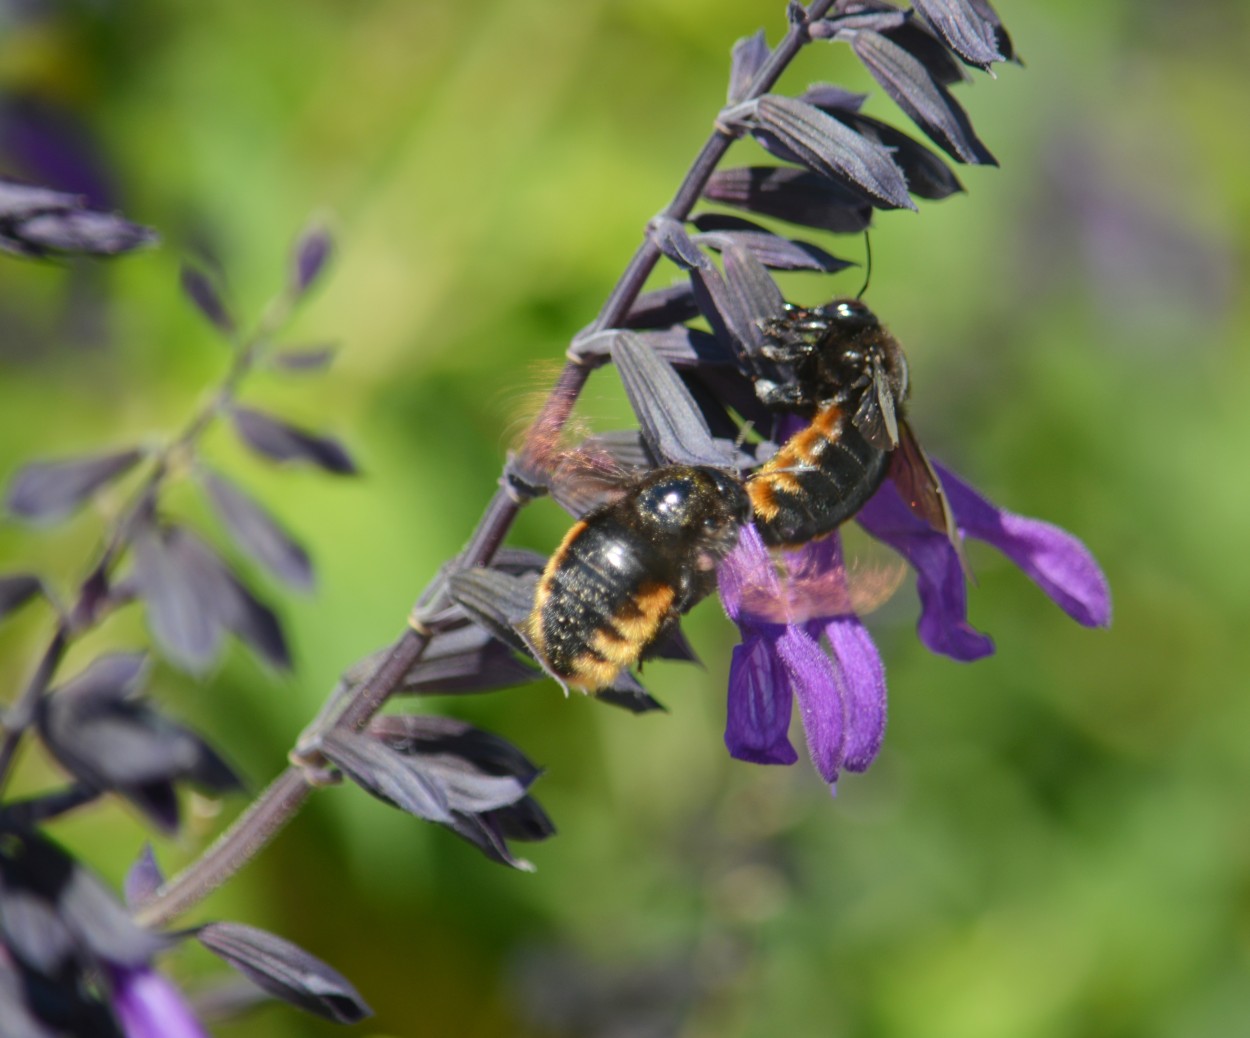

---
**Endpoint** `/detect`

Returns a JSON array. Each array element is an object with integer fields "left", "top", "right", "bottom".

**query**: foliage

[{"left": 2, "top": 0, "right": 1246, "bottom": 1035}]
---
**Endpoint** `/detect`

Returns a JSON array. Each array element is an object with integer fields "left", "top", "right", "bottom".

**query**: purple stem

[{"left": 0, "top": 296, "right": 289, "bottom": 793}]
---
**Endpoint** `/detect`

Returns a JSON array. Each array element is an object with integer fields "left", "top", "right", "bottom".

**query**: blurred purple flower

[
  {"left": 718, "top": 465, "right": 1109, "bottom": 788},
  {"left": 109, "top": 963, "right": 209, "bottom": 1038}
]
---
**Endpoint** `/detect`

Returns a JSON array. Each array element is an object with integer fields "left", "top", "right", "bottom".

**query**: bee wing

[
  {"left": 852, "top": 356, "right": 900, "bottom": 451},
  {"left": 888, "top": 420, "right": 964, "bottom": 564},
  {"left": 843, "top": 553, "right": 908, "bottom": 615},
  {"left": 736, "top": 537, "right": 906, "bottom": 624},
  {"left": 548, "top": 444, "right": 637, "bottom": 518}
]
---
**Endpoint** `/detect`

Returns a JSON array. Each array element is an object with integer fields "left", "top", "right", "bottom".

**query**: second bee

[{"left": 525, "top": 465, "right": 750, "bottom": 692}]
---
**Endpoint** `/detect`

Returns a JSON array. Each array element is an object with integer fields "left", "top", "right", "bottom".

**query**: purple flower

[
  {"left": 718, "top": 465, "right": 1109, "bottom": 787},
  {"left": 856, "top": 463, "right": 1111, "bottom": 660},
  {"left": 109, "top": 963, "right": 209, "bottom": 1038},
  {"left": 719, "top": 523, "right": 887, "bottom": 790}
]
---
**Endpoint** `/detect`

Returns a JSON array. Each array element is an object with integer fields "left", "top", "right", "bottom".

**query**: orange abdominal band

[
  {"left": 564, "top": 580, "right": 675, "bottom": 691},
  {"left": 528, "top": 546, "right": 677, "bottom": 692},
  {"left": 748, "top": 405, "right": 843, "bottom": 521}
]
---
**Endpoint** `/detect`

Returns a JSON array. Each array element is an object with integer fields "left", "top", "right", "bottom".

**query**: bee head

[
  {"left": 821, "top": 298, "right": 908, "bottom": 406},
  {"left": 633, "top": 466, "right": 749, "bottom": 545},
  {"left": 823, "top": 298, "right": 879, "bottom": 332}
]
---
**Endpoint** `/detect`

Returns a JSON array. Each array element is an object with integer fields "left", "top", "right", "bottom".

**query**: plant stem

[
  {"left": 0, "top": 628, "right": 67, "bottom": 793},
  {"left": 135, "top": 0, "right": 836, "bottom": 927},
  {"left": 0, "top": 302, "right": 284, "bottom": 793},
  {"left": 134, "top": 768, "right": 310, "bottom": 929}
]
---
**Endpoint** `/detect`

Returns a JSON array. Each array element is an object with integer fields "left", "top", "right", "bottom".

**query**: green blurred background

[{"left": 2, "top": 1, "right": 1247, "bottom": 1035}]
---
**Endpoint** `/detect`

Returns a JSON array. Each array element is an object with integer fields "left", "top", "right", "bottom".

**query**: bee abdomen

[
  {"left": 527, "top": 520, "right": 674, "bottom": 691},
  {"left": 749, "top": 404, "right": 890, "bottom": 547}
]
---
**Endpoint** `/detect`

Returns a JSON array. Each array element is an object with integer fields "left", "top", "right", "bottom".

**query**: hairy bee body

[
  {"left": 527, "top": 465, "right": 750, "bottom": 692},
  {"left": 748, "top": 403, "right": 891, "bottom": 547},
  {"left": 749, "top": 299, "right": 910, "bottom": 548}
]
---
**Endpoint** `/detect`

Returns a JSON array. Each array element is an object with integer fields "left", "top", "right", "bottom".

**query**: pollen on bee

[
  {"left": 610, "top": 581, "right": 675, "bottom": 640},
  {"left": 565, "top": 654, "right": 625, "bottom": 692}
]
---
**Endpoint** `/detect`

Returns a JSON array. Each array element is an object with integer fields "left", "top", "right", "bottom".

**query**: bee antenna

[
  {"left": 733, "top": 420, "right": 755, "bottom": 452},
  {"left": 856, "top": 231, "right": 873, "bottom": 300}
]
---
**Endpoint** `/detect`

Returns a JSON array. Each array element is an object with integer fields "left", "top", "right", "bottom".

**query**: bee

[
  {"left": 526, "top": 465, "right": 751, "bottom": 692},
  {"left": 746, "top": 298, "right": 957, "bottom": 550}
]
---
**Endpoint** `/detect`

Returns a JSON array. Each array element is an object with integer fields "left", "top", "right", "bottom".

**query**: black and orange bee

[
  {"left": 746, "top": 298, "right": 956, "bottom": 549},
  {"left": 525, "top": 464, "right": 750, "bottom": 692}
]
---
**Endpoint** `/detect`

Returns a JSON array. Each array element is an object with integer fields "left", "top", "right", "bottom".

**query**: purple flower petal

[
  {"left": 719, "top": 524, "right": 894, "bottom": 785},
  {"left": 821, "top": 617, "right": 887, "bottom": 772},
  {"left": 934, "top": 463, "right": 1112, "bottom": 628},
  {"left": 718, "top": 522, "right": 782, "bottom": 622},
  {"left": 781, "top": 526, "right": 848, "bottom": 600},
  {"left": 724, "top": 636, "right": 798, "bottom": 766},
  {"left": 775, "top": 625, "right": 844, "bottom": 785},
  {"left": 110, "top": 965, "right": 209, "bottom": 1038},
  {"left": 721, "top": 447, "right": 1103, "bottom": 787},
  {"left": 857, "top": 482, "right": 995, "bottom": 660}
]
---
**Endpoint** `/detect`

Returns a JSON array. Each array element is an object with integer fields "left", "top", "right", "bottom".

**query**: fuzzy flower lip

[
  {"left": 719, "top": 523, "right": 887, "bottom": 789},
  {"left": 725, "top": 637, "right": 800, "bottom": 767},
  {"left": 856, "top": 464, "right": 1111, "bottom": 661}
]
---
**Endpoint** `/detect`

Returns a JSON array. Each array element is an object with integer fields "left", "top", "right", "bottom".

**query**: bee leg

[
  {"left": 759, "top": 339, "right": 815, "bottom": 364},
  {"left": 755, "top": 379, "right": 811, "bottom": 409},
  {"left": 669, "top": 569, "right": 700, "bottom": 616}
]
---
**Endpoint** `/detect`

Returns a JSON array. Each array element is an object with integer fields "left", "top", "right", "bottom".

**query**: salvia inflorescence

[{"left": 0, "top": 2, "right": 1109, "bottom": 1033}]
